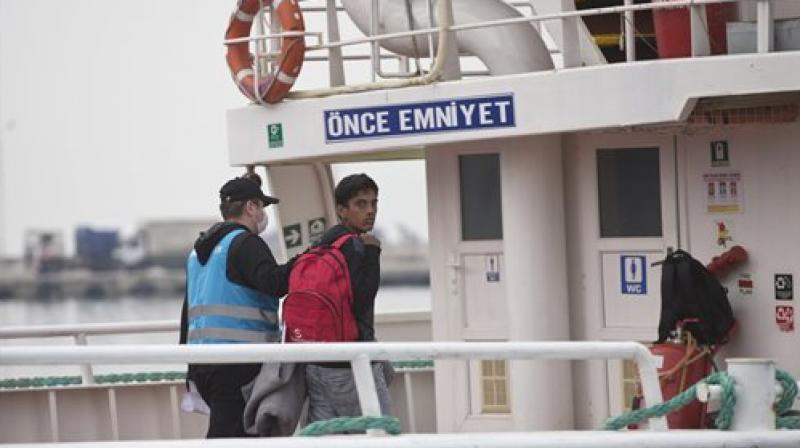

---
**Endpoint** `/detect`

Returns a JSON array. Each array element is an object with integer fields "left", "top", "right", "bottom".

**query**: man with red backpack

[{"left": 286, "top": 173, "right": 392, "bottom": 423}]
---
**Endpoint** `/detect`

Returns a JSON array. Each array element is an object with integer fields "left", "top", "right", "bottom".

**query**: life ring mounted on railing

[{"left": 225, "top": 0, "right": 305, "bottom": 104}]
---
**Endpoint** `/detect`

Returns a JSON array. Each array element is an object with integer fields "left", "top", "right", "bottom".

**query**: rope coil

[
  {"left": 298, "top": 416, "right": 401, "bottom": 436},
  {"left": 604, "top": 369, "right": 800, "bottom": 431}
]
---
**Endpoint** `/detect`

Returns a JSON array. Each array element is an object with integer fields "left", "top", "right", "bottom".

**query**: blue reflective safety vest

[{"left": 186, "top": 229, "right": 280, "bottom": 344}]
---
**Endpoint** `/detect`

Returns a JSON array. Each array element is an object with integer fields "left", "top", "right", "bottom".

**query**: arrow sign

[{"left": 283, "top": 224, "right": 302, "bottom": 249}]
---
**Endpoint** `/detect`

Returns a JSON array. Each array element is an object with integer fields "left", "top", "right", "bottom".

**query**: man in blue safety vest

[{"left": 179, "top": 175, "right": 293, "bottom": 438}]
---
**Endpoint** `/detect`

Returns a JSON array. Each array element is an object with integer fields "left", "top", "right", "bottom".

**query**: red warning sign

[{"left": 776, "top": 305, "right": 794, "bottom": 332}]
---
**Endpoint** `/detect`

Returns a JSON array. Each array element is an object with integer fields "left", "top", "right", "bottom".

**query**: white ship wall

[
  {"left": 563, "top": 120, "right": 800, "bottom": 428},
  {"left": 680, "top": 123, "right": 800, "bottom": 371}
]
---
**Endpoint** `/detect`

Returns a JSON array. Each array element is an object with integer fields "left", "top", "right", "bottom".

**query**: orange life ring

[{"left": 225, "top": 0, "right": 305, "bottom": 104}]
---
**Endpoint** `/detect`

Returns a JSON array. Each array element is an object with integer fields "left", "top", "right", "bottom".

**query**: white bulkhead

[{"left": 227, "top": 0, "right": 800, "bottom": 433}]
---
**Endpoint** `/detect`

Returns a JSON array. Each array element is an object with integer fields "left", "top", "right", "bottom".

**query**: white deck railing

[
  {"left": 0, "top": 320, "right": 178, "bottom": 385},
  {"left": 4, "top": 339, "right": 800, "bottom": 446},
  {"left": 242, "top": 0, "right": 780, "bottom": 93},
  {"left": 0, "top": 340, "right": 668, "bottom": 431},
  {"left": 4, "top": 431, "right": 799, "bottom": 448}
]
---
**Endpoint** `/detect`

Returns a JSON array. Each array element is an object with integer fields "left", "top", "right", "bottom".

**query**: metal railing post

[
  {"left": 624, "top": 0, "right": 636, "bottom": 62},
  {"left": 633, "top": 345, "right": 668, "bottom": 431},
  {"left": 727, "top": 359, "right": 776, "bottom": 430},
  {"left": 325, "top": 0, "right": 346, "bottom": 87},
  {"left": 690, "top": 3, "right": 711, "bottom": 56},
  {"left": 756, "top": 0, "right": 774, "bottom": 53},
  {"left": 561, "top": 0, "right": 581, "bottom": 68},
  {"left": 369, "top": 0, "right": 380, "bottom": 82},
  {"left": 351, "top": 354, "right": 385, "bottom": 435},
  {"left": 73, "top": 332, "right": 95, "bottom": 385},
  {"left": 403, "top": 371, "right": 417, "bottom": 433}
]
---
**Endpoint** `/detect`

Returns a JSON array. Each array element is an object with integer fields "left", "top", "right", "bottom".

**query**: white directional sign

[
  {"left": 308, "top": 217, "right": 326, "bottom": 238},
  {"left": 283, "top": 224, "right": 302, "bottom": 249}
]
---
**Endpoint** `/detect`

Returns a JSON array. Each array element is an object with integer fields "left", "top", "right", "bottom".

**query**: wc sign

[{"left": 621, "top": 255, "right": 647, "bottom": 295}]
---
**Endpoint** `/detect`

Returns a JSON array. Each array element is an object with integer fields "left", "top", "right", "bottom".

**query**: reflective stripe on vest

[{"left": 186, "top": 228, "right": 279, "bottom": 344}]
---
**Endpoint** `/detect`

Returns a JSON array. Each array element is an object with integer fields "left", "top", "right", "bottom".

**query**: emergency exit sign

[{"left": 711, "top": 141, "right": 729, "bottom": 167}]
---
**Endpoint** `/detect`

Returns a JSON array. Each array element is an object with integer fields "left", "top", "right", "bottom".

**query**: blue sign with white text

[
  {"left": 621, "top": 255, "right": 647, "bottom": 295},
  {"left": 324, "top": 94, "right": 515, "bottom": 142}
]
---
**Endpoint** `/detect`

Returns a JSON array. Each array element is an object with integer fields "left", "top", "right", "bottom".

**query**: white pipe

[
  {"left": 697, "top": 382, "right": 800, "bottom": 403},
  {"left": 559, "top": 0, "right": 581, "bottom": 68},
  {"left": 74, "top": 332, "right": 95, "bottom": 385},
  {"left": 48, "top": 390, "right": 59, "bottom": 443},
  {"left": 287, "top": 0, "right": 453, "bottom": 100},
  {"left": 624, "top": 0, "right": 635, "bottom": 62},
  {"left": 7, "top": 431, "right": 800, "bottom": 448},
  {"left": 443, "top": 0, "right": 746, "bottom": 35},
  {"left": 403, "top": 371, "right": 417, "bottom": 433},
  {"left": 757, "top": 0, "right": 774, "bottom": 53},
  {"left": 727, "top": 359, "right": 776, "bottom": 430},
  {"left": 0, "top": 341, "right": 667, "bottom": 430},
  {"left": 342, "top": 0, "right": 553, "bottom": 75},
  {"left": 352, "top": 354, "right": 382, "bottom": 418},
  {"left": 108, "top": 389, "right": 120, "bottom": 441},
  {"left": 689, "top": 3, "right": 711, "bottom": 56},
  {"left": 0, "top": 320, "right": 178, "bottom": 338},
  {"left": 0, "top": 341, "right": 659, "bottom": 365},
  {"left": 325, "top": 0, "right": 346, "bottom": 87},
  {"left": 293, "top": 0, "right": 748, "bottom": 57}
]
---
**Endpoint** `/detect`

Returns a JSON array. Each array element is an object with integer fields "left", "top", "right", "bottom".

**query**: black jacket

[
  {"left": 179, "top": 222, "right": 293, "bottom": 345},
  {"left": 316, "top": 224, "right": 381, "bottom": 342}
]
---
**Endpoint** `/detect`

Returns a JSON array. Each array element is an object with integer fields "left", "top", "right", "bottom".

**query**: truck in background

[
  {"left": 75, "top": 227, "right": 119, "bottom": 271},
  {"left": 115, "top": 219, "right": 215, "bottom": 269}
]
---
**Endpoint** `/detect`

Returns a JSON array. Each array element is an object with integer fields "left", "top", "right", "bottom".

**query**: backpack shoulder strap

[
  {"left": 658, "top": 254, "right": 678, "bottom": 342},
  {"left": 331, "top": 233, "right": 355, "bottom": 249}
]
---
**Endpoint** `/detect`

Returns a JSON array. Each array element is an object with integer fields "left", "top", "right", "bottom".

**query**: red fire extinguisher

[
  {"left": 649, "top": 329, "right": 713, "bottom": 429},
  {"left": 706, "top": 245, "right": 748, "bottom": 278},
  {"left": 634, "top": 246, "right": 746, "bottom": 429}
]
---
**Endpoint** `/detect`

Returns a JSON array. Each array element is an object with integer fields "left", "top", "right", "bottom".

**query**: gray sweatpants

[{"left": 305, "top": 362, "right": 392, "bottom": 423}]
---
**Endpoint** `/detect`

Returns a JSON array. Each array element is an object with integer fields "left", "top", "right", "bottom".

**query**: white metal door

[
  {"left": 427, "top": 142, "right": 512, "bottom": 432},
  {"left": 565, "top": 133, "right": 680, "bottom": 422}
]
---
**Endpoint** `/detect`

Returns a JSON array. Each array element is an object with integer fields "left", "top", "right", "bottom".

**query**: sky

[{"left": 0, "top": 1, "right": 428, "bottom": 257}]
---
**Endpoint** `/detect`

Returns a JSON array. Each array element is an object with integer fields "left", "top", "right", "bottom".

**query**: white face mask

[{"left": 256, "top": 209, "right": 268, "bottom": 234}]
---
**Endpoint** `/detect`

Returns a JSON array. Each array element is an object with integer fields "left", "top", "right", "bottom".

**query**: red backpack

[{"left": 282, "top": 234, "right": 359, "bottom": 343}]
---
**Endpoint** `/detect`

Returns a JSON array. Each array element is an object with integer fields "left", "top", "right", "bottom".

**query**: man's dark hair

[
  {"left": 335, "top": 173, "right": 379, "bottom": 207},
  {"left": 219, "top": 200, "right": 247, "bottom": 220}
]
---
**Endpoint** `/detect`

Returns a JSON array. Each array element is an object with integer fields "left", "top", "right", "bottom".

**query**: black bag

[{"left": 658, "top": 250, "right": 735, "bottom": 345}]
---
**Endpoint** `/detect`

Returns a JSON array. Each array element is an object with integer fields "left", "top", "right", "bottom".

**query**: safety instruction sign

[
  {"left": 704, "top": 172, "right": 742, "bottom": 214},
  {"left": 324, "top": 94, "right": 515, "bottom": 142},
  {"left": 620, "top": 255, "right": 647, "bottom": 295}
]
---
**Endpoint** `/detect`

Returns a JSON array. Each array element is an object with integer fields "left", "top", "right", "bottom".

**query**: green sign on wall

[{"left": 267, "top": 123, "right": 283, "bottom": 149}]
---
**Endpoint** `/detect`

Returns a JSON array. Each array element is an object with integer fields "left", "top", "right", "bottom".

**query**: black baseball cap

[{"left": 219, "top": 177, "right": 279, "bottom": 206}]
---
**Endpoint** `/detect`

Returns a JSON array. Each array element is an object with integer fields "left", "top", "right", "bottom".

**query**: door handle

[{"left": 446, "top": 253, "right": 461, "bottom": 296}]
